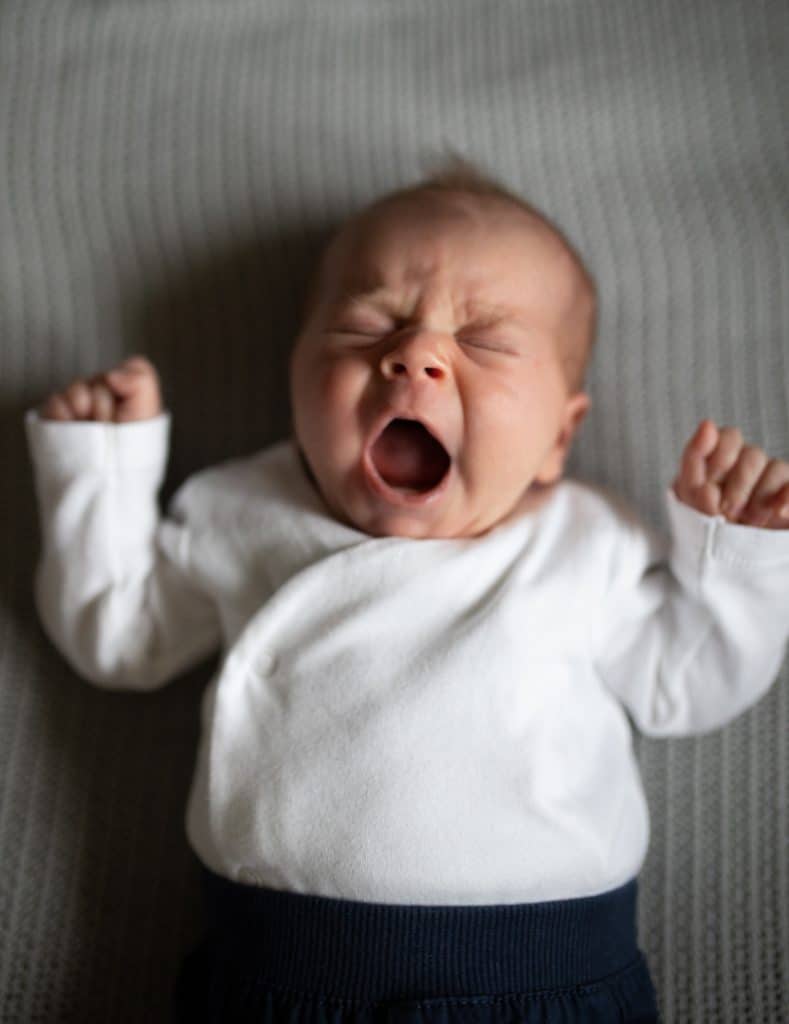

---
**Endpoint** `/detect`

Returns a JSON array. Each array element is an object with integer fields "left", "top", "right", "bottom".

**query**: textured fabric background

[{"left": 2, "top": 1, "right": 787, "bottom": 1021}]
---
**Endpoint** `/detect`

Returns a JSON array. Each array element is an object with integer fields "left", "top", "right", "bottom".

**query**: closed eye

[
  {"left": 460, "top": 338, "right": 517, "bottom": 355},
  {"left": 325, "top": 330, "right": 383, "bottom": 345},
  {"left": 326, "top": 331, "right": 517, "bottom": 355}
]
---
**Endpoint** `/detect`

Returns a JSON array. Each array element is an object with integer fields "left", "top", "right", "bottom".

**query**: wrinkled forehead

[
  {"left": 318, "top": 192, "right": 576, "bottom": 314},
  {"left": 337, "top": 192, "right": 549, "bottom": 266}
]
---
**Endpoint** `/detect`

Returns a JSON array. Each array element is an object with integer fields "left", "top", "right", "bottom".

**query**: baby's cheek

[
  {"left": 317, "top": 362, "right": 350, "bottom": 405},
  {"left": 474, "top": 378, "right": 526, "bottom": 435},
  {"left": 318, "top": 359, "right": 371, "bottom": 417}
]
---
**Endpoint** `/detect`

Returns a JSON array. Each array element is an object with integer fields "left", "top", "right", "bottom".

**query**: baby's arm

[
  {"left": 593, "top": 420, "right": 789, "bottom": 737},
  {"left": 26, "top": 356, "right": 222, "bottom": 691}
]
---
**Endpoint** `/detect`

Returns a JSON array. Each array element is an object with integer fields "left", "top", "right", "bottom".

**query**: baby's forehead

[
  {"left": 327, "top": 191, "right": 571, "bottom": 299},
  {"left": 350, "top": 188, "right": 549, "bottom": 249}
]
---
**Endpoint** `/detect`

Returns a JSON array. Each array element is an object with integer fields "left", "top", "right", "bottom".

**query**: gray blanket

[{"left": 2, "top": 2, "right": 787, "bottom": 1020}]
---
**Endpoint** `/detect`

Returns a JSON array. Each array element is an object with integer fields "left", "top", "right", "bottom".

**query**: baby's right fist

[{"left": 38, "top": 355, "right": 163, "bottom": 423}]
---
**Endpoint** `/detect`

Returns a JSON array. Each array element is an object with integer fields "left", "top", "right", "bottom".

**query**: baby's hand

[
  {"left": 37, "top": 355, "right": 163, "bottom": 423},
  {"left": 672, "top": 419, "right": 789, "bottom": 529}
]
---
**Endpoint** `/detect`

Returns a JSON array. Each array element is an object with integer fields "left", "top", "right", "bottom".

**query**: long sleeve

[
  {"left": 24, "top": 409, "right": 223, "bottom": 691},
  {"left": 593, "top": 485, "right": 789, "bottom": 737}
]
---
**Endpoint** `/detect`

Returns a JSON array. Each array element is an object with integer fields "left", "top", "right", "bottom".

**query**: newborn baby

[{"left": 25, "top": 164, "right": 789, "bottom": 1023}]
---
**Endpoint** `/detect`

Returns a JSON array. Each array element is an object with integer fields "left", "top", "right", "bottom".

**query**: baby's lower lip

[{"left": 361, "top": 449, "right": 452, "bottom": 507}]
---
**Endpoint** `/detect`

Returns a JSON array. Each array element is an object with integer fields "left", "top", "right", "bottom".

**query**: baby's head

[{"left": 289, "top": 156, "right": 596, "bottom": 539}]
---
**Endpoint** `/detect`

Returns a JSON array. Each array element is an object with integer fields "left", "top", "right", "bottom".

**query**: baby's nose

[{"left": 379, "top": 332, "right": 448, "bottom": 381}]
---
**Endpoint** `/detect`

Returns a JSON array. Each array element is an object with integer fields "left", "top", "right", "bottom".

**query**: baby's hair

[
  {"left": 299, "top": 148, "right": 598, "bottom": 392},
  {"left": 373, "top": 148, "right": 548, "bottom": 221}
]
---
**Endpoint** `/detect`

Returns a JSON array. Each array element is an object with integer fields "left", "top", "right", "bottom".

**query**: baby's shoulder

[
  {"left": 558, "top": 477, "right": 646, "bottom": 537},
  {"left": 168, "top": 438, "right": 292, "bottom": 528}
]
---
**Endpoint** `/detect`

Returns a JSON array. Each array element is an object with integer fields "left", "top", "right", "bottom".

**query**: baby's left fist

[{"left": 672, "top": 420, "right": 789, "bottom": 529}]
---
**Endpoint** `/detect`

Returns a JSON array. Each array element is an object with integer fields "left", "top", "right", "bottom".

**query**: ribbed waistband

[{"left": 200, "top": 868, "right": 641, "bottom": 1001}]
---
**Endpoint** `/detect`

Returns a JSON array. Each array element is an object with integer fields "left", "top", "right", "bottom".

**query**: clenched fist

[
  {"left": 38, "top": 355, "right": 163, "bottom": 423},
  {"left": 672, "top": 419, "right": 789, "bottom": 530}
]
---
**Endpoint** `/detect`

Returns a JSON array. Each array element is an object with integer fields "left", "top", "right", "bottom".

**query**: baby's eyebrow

[
  {"left": 337, "top": 287, "right": 396, "bottom": 309},
  {"left": 337, "top": 289, "right": 526, "bottom": 327}
]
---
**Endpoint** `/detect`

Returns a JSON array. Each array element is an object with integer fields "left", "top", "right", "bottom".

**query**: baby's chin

[
  {"left": 336, "top": 487, "right": 513, "bottom": 541},
  {"left": 330, "top": 488, "right": 458, "bottom": 539},
  {"left": 328, "top": 478, "right": 470, "bottom": 539},
  {"left": 354, "top": 511, "right": 457, "bottom": 540},
  {"left": 349, "top": 484, "right": 556, "bottom": 540}
]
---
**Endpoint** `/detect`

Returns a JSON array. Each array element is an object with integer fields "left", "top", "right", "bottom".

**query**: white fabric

[{"left": 24, "top": 408, "right": 789, "bottom": 905}]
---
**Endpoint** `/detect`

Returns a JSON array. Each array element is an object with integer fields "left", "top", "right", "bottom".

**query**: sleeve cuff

[
  {"left": 665, "top": 485, "right": 789, "bottom": 565},
  {"left": 24, "top": 408, "right": 172, "bottom": 475}
]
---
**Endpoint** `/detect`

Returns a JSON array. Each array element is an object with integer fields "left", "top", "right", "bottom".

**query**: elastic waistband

[{"left": 200, "top": 869, "right": 641, "bottom": 1001}]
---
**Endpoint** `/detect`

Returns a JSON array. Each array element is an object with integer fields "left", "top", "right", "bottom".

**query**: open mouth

[{"left": 368, "top": 418, "right": 452, "bottom": 495}]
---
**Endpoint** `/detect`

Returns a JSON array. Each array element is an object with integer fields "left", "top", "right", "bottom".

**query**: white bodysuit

[{"left": 24, "top": 409, "right": 789, "bottom": 905}]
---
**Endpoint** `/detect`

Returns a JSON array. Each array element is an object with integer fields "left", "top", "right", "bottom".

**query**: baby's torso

[{"left": 181, "top": 440, "right": 650, "bottom": 904}]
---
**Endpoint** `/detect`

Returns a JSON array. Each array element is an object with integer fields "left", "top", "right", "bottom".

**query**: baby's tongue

[{"left": 370, "top": 419, "right": 449, "bottom": 490}]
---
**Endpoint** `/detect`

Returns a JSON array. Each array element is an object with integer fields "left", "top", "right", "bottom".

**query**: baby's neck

[
  {"left": 482, "top": 481, "right": 558, "bottom": 535},
  {"left": 296, "top": 444, "right": 318, "bottom": 489}
]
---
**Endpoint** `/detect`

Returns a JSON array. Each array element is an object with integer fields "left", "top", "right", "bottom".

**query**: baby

[{"left": 25, "top": 160, "right": 789, "bottom": 1024}]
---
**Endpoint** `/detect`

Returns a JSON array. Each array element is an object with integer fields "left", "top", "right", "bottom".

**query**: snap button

[
  {"left": 253, "top": 648, "right": 277, "bottom": 676},
  {"left": 238, "top": 866, "right": 263, "bottom": 886}
]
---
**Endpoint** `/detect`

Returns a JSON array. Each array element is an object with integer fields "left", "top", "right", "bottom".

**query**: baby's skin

[{"left": 37, "top": 192, "right": 789, "bottom": 536}]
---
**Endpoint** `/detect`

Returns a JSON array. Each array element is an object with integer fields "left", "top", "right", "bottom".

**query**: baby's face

[{"left": 289, "top": 192, "right": 590, "bottom": 539}]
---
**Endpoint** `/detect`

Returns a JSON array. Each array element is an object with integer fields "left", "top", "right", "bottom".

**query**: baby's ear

[
  {"left": 563, "top": 391, "right": 592, "bottom": 440},
  {"left": 534, "top": 392, "right": 591, "bottom": 484}
]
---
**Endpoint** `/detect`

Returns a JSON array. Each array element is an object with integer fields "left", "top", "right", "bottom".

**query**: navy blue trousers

[{"left": 173, "top": 868, "right": 660, "bottom": 1022}]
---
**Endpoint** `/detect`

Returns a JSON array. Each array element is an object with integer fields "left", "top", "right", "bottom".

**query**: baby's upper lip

[{"left": 365, "top": 406, "right": 453, "bottom": 460}]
